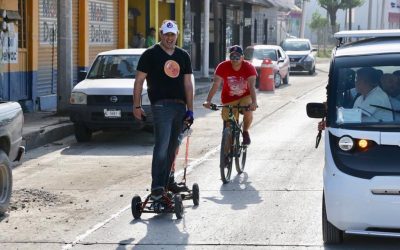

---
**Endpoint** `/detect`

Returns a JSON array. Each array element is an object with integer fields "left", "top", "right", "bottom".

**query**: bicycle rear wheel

[
  {"left": 235, "top": 123, "right": 247, "bottom": 174},
  {"left": 220, "top": 127, "right": 233, "bottom": 184}
]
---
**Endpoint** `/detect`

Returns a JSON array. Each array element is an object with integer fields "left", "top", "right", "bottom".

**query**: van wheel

[
  {"left": 274, "top": 73, "right": 281, "bottom": 88},
  {"left": 74, "top": 123, "right": 92, "bottom": 142},
  {"left": 309, "top": 66, "right": 315, "bottom": 75},
  {"left": 322, "top": 193, "right": 343, "bottom": 244},
  {"left": 0, "top": 150, "right": 12, "bottom": 216}
]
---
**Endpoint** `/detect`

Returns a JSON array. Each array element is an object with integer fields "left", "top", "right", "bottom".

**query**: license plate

[
  {"left": 104, "top": 109, "right": 121, "bottom": 118},
  {"left": 290, "top": 63, "right": 296, "bottom": 68}
]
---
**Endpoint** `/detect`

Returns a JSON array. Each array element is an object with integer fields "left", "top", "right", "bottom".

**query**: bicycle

[{"left": 209, "top": 103, "right": 249, "bottom": 184}]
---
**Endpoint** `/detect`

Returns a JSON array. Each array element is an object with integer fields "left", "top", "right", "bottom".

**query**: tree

[
  {"left": 342, "top": 0, "right": 364, "bottom": 30},
  {"left": 318, "top": 0, "right": 364, "bottom": 34},
  {"left": 309, "top": 12, "right": 329, "bottom": 54}
]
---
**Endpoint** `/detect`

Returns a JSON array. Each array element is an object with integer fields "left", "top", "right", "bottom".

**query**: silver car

[{"left": 281, "top": 38, "right": 317, "bottom": 75}]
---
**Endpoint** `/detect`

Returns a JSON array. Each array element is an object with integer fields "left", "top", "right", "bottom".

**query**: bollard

[{"left": 258, "top": 58, "right": 275, "bottom": 91}]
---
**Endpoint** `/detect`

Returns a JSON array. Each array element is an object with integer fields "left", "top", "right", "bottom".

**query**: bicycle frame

[
  {"left": 214, "top": 104, "right": 249, "bottom": 153},
  {"left": 210, "top": 103, "right": 249, "bottom": 183}
]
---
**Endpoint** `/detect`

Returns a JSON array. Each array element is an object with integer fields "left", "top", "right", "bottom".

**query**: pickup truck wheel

[
  {"left": 0, "top": 150, "right": 12, "bottom": 216},
  {"left": 74, "top": 123, "right": 92, "bottom": 142}
]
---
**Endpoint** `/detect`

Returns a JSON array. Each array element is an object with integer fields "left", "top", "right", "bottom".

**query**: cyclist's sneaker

[
  {"left": 151, "top": 187, "right": 165, "bottom": 200},
  {"left": 243, "top": 131, "right": 251, "bottom": 145},
  {"left": 168, "top": 181, "right": 188, "bottom": 193}
]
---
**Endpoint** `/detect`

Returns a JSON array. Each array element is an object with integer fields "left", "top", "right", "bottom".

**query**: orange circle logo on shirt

[{"left": 164, "top": 60, "right": 180, "bottom": 78}]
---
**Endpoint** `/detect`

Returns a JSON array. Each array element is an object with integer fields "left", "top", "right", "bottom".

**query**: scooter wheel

[
  {"left": 192, "top": 183, "right": 199, "bottom": 206},
  {"left": 174, "top": 195, "right": 184, "bottom": 219},
  {"left": 131, "top": 195, "right": 142, "bottom": 219}
]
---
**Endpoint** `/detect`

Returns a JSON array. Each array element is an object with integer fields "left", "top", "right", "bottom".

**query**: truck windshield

[
  {"left": 331, "top": 54, "right": 400, "bottom": 128},
  {"left": 87, "top": 55, "right": 140, "bottom": 79}
]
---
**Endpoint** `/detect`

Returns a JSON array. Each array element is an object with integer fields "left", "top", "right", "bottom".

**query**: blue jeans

[{"left": 151, "top": 101, "right": 186, "bottom": 191}]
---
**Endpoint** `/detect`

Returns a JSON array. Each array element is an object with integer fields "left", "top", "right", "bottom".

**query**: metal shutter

[{"left": 88, "top": 0, "right": 119, "bottom": 65}]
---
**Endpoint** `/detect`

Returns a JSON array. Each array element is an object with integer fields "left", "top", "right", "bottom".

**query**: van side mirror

[
  {"left": 78, "top": 70, "right": 87, "bottom": 82},
  {"left": 306, "top": 102, "right": 326, "bottom": 118},
  {"left": 278, "top": 58, "right": 284, "bottom": 63},
  {"left": 312, "top": 48, "right": 317, "bottom": 52}
]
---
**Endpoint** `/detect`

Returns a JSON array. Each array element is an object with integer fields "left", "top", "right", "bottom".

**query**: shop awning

[
  {"left": 0, "top": 9, "right": 22, "bottom": 21},
  {"left": 227, "top": 0, "right": 274, "bottom": 8},
  {"left": 266, "top": 0, "right": 297, "bottom": 12}
]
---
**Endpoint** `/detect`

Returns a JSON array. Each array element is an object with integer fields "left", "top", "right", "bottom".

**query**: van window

[
  {"left": 87, "top": 55, "right": 140, "bottom": 79},
  {"left": 332, "top": 54, "right": 400, "bottom": 126}
]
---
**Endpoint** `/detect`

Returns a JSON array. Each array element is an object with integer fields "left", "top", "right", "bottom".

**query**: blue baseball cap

[{"left": 229, "top": 45, "right": 243, "bottom": 55}]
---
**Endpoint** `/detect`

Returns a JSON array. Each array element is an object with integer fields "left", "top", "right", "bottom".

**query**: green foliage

[
  {"left": 318, "top": 0, "right": 365, "bottom": 33},
  {"left": 309, "top": 12, "right": 328, "bottom": 31}
]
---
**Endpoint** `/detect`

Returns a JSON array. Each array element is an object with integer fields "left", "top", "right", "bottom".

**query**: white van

[{"left": 307, "top": 30, "right": 400, "bottom": 243}]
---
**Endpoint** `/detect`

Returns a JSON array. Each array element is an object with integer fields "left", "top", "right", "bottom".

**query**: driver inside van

[{"left": 353, "top": 67, "right": 393, "bottom": 122}]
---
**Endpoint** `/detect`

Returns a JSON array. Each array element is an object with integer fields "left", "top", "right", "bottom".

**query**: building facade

[{"left": 0, "top": 0, "right": 293, "bottom": 112}]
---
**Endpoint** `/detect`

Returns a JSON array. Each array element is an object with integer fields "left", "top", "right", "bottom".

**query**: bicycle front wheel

[
  {"left": 220, "top": 127, "right": 233, "bottom": 184},
  {"left": 235, "top": 124, "right": 247, "bottom": 174}
]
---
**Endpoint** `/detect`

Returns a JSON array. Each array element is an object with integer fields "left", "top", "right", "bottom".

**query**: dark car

[
  {"left": 281, "top": 38, "right": 317, "bottom": 75},
  {"left": 244, "top": 45, "right": 290, "bottom": 88}
]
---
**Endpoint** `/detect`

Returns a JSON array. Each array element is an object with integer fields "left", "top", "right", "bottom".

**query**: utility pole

[
  {"left": 368, "top": 0, "right": 372, "bottom": 29},
  {"left": 381, "top": 0, "right": 386, "bottom": 29},
  {"left": 299, "top": 0, "right": 307, "bottom": 38},
  {"left": 202, "top": 0, "right": 210, "bottom": 78},
  {"left": 213, "top": 0, "right": 220, "bottom": 66},
  {"left": 57, "top": 0, "right": 73, "bottom": 114}
]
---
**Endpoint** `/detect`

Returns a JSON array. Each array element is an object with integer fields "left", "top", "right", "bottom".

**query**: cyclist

[
  {"left": 133, "top": 20, "right": 194, "bottom": 200},
  {"left": 203, "top": 45, "right": 258, "bottom": 145}
]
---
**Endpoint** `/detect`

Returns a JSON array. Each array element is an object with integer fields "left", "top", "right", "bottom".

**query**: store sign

[
  {"left": 39, "top": 0, "right": 57, "bottom": 45},
  {"left": 0, "top": 31, "right": 18, "bottom": 64},
  {"left": 389, "top": 1, "right": 400, "bottom": 11},
  {"left": 89, "top": 0, "right": 114, "bottom": 45}
]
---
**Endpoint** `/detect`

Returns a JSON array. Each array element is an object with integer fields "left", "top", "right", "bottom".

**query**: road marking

[{"left": 62, "top": 145, "right": 220, "bottom": 249}]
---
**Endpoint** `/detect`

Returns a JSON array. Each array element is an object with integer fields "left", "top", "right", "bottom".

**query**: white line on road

[{"left": 62, "top": 145, "right": 220, "bottom": 249}]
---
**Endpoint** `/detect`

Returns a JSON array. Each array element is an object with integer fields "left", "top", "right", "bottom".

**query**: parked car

[
  {"left": 306, "top": 30, "right": 400, "bottom": 243},
  {"left": 0, "top": 101, "right": 25, "bottom": 215},
  {"left": 243, "top": 45, "right": 290, "bottom": 88},
  {"left": 281, "top": 38, "right": 317, "bottom": 75},
  {"left": 69, "top": 48, "right": 195, "bottom": 142}
]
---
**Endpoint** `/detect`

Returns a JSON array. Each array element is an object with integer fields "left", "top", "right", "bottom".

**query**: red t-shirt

[{"left": 215, "top": 60, "right": 257, "bottom": 103}]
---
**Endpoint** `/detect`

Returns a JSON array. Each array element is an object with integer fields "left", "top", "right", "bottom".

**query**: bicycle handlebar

[{"left": 209, "top": 103, "right": 254, "bottom": 111}]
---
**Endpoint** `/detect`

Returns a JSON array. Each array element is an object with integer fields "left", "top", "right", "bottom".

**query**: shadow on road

[
  {"left": 116, "top": 214, "right": 188, "bottom": 249},
  {"left": 203, "top": 172, "right": 262, "bottom": 210},
  {"left": 59, "top": 129, "right": 155, "bottom": 157}
]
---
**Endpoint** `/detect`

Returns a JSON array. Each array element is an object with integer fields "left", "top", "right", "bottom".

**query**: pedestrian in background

[
  {"left": 133, "top": 20, "right": 194, "bottom": 200},
  {"left": 145, "top": 27, "right": 156, "bottom": 47},
  {"left": 132, "top": 32, "right": 145, "bottom": 48}
]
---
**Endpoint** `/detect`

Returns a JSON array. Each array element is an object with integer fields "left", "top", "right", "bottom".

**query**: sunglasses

[{"left": 230, "top": 54, "right": 242, "bottom": 61}]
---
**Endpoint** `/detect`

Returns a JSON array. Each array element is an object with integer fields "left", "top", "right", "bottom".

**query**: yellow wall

[
  {"left": 0, "top": 0, "right": 17, "bottom": 9},
  {"left": 128, "top": 0, "right": 184, "bottom": 47},
  {"left": 158, "top": 2, "right": 170, "bottom": 28},
  {"left": 78, "top": 0, "right": 89, "bottom": 68},
  {"left": 119, "top": 0, "right": 128, "bottom": 48},
  {"left": 27, "top": 0, "right": 38, "bottom": 72}
]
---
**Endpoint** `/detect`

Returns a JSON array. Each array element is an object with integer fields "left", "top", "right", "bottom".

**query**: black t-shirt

[{"left": 137, "top": 44, "right": 193, "bottom": 104}]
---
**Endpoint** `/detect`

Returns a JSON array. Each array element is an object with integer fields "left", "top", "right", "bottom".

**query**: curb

[
  {"left": 23, "top": 122, "right": 74, "bottom": 151},
  {"left": 23, "top": 84, "right": 211, "bottom": 151}
]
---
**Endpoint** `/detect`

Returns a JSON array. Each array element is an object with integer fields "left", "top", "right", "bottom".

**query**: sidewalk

[{"left": 22, "top": 77, "right": 212, "bottom": 151}]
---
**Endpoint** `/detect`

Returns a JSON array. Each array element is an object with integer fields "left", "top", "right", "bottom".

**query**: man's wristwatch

[{"left": 135, "top": 106, "right": 141, "bottom": 109}]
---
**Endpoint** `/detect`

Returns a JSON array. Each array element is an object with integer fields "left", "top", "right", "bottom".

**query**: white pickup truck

[{"left": 0, "top": 101, "right": 25, "bottom": 215}]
